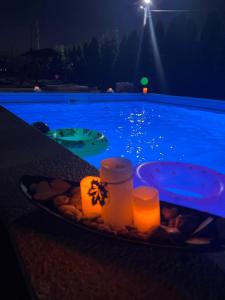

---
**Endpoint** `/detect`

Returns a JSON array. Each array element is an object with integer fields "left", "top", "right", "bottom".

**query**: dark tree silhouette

[
  {"left": 125, "top": 30, "right": 139, "bottom": 82},
  {"left": 83, "top": 37, "right": 101, "bottom": 85},
  {"left": 100, "top": 31, "right": 119, "bottom": 89},
  {"left": 199, "top": 11, "right": 222, "bottom": 98},
  {"left": 13, "top": 11, "right": 225, "bottom": 98},
  {"left": 114, "top": 35, "right": 128, "bottom": 82},
  {"left": 164, "top": 14, "right": 198, "bottom": 96}
]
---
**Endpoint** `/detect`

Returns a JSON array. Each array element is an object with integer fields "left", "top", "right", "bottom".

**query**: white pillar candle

[
  {"left": 100, "top": 157, "right": 133, "bottom": 228},
  {"left": 80, "top": 176, "right": 102, "bottom": 218},
  {"left": 133, "top": 186, "right": 160, "bottom": 232}
]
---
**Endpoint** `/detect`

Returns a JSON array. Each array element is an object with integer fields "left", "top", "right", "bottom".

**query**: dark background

[
  {"left": 1, "top": 0, "right": 225, "bottom": 99},
  {"left": 0, "top": 0, "right": 224, "bottom": 53}
]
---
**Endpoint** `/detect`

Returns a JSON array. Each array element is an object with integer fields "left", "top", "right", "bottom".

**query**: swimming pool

[{"left": 2, "top": 94, "right": 225, "bottom": 174}]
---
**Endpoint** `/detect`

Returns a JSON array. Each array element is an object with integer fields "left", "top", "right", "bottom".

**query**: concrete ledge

[
  {"left": 0, "top": 92, "right": 143, "bottom": 104},
  {"left": 0, "top": 105, "right": 74, "bottom": 168},
  {"left": 0, "top": 105, "right": 98, "bottom": 223},
  {"left": 147, "top": 94, "right": 225, "bottom": 113},
  {"left": 0, "top": 92, "right": 225, "bottom": 112}
]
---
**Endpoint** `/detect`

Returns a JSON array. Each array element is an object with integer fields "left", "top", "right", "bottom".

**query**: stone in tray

[{"left": 20, "top": 175, "right": 225, "bottom": 251}]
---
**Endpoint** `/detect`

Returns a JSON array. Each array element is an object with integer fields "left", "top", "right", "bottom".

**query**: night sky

[{"left": 0, "top": 0, "right": 224, "bottom": 54}]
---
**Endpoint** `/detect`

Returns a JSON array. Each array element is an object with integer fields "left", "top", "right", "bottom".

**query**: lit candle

[
  {"left": 133, "top": 186, "right": 160, "bottom": 232},
  {"left": 143, "top": 87, "right": 148, "bottom": 94},
  {"left": 80, "top": 176, "right": 103, "bottom": 218},
  {"left": 100, "top": 157, "right": 133, "bottom": 228}
]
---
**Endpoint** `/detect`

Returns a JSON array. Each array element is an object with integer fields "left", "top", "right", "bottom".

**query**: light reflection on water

[{"left": 3, "top": 100, "right": 225, "bottom": 174}]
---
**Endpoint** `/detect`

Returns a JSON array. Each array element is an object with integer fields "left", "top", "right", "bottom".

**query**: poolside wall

[{"left": 0, "top": 92, "right": 225, "bottom": 112}]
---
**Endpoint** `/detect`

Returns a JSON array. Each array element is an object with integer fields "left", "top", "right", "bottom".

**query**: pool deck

[
  {"left": 1, "top": 105, "right": 225, "bottom": 299},
  {"left": 0, "top": 92, "right": 225, "bottom": 112}
]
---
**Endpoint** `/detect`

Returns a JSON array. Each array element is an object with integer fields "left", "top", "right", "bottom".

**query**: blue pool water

[{"left": 3, "top": 100, "right": 225, "bottom": 173}]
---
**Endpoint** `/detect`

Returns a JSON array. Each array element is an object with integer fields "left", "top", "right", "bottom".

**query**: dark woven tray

[{"left": 20, "top": 175, "right": 225, "bottom": 252}]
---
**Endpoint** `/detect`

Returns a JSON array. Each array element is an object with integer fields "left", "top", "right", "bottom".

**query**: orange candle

[
  {"left": 133, "top": 186, "right": 160, "bottom": 232},
  {"left": 143, "top": 87, "right": 148, "bottom": 94},
  {"left": 80, "top": 176, "right": 102, "bottom": 218}
]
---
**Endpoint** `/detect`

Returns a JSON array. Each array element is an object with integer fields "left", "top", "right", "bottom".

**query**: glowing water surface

[{"left": 3, "top": 101, "right": 225, "bottom": 173}]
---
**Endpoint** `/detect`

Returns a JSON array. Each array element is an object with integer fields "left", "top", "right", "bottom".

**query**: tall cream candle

[
  {"left": 133, "top": 186, "right": 160, "bottom": 232},
  {"left": 100, "top": 157, "right": 133, "bottom": 228}
]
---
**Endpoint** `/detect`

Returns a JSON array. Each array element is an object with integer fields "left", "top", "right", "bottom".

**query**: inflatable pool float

[
  {"left": 32, "top": 121, "right": 50, "bottom": 134},
  {"left": 47, "top": 128, "right": 108, "bottom": 157},
  {"left": 134, "top": 161, "right": 225, "bottom": 218}
]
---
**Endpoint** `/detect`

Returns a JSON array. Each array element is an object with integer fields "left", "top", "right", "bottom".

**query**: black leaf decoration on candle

[{"left": 88, "top": 180, "right": 108, "bottom": 207}]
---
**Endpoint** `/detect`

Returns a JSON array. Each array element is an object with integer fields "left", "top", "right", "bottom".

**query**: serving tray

[{"left": 20, "top": 175, "right": 225, "bottom": 252}]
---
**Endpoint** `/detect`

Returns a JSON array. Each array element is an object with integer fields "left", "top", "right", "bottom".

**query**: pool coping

[{"left": 0, "top": 92, "right": 225, "bottom": 113}]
